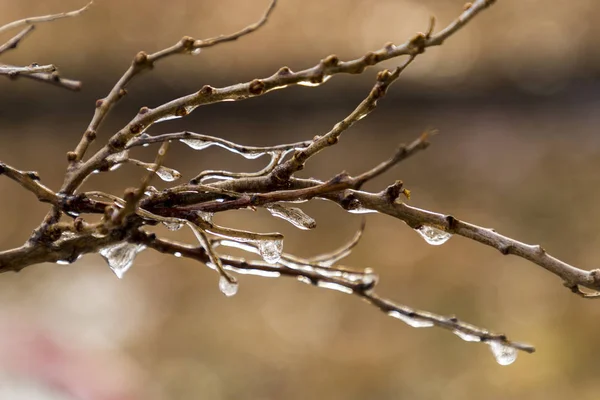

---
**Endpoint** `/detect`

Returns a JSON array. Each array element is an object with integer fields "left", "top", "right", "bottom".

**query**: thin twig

[
  {"left": 0, "top": 25, "right": 35, "bottom": 55},
  {"left": 67, "top": 0, "right": 278, "bottom": 165},
  {"left": 61, "top": 0, "right": 495, "bottom": 193},
  {"left": 0, "top": 1, "right": 93, "bottom": 35}
]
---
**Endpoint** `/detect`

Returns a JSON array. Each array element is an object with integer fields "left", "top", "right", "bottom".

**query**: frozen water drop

[
  {"left": 258, "top": 239, "right": 283, "bottom": 264},
  {"left": 239, "top": 151, "right": 264, "bottom": 160},
  {"left": 174, "top": 252, "right": 182, "bottom": 258},
  {"left": 265, "top": 204, "right": 316, "bottom": 230},
  {"left": 388, "top": 311, "right": 434, "bottom": 328},
  {"left": 360, "top": 268, "right": 378, "bottom": 288},
  {"left": 453, "top": 330, "right": 481, "bottom": 342},
  {"left": 163, "top": 221, "right": 184, "bottom": 231},
  {"left": 99, "top": 242, "right": 146, "bottom": 279},
  {"left": 152, "top": 166, "right": 181, "bottom": 182},
  {"left": 197, "top": 211, "right": 214, "bottom": 224},
  {"left": 219, "top": 275, "right": 238, "bottom": 297},
  {"left": 180, "top": 138, "right": 212, "bottom": 150},
  {"left": 415, "top": 225, "right": 452, "bottom": 245},
  {"left": 488, "top": 340, "right": 517, "bottom": 366}
]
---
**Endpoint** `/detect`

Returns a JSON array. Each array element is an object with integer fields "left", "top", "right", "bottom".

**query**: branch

[
  {"left": 60, "top": 0, "right": 492, "bottom": 194},
  {"left": 0, "top": 1, "right": 93, "bottom": 35},
  {"left": 67, "top": 0, "right": 278, "bottom": 165},
  {"left": 0, "top": 25, "right": 34, "bottom": 55}
]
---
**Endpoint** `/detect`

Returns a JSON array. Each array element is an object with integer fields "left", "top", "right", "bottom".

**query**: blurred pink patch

[{"left": 0, "top": 317, "right": 146, "bottom": 400}]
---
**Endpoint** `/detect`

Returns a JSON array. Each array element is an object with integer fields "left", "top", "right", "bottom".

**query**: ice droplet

[
  {"left": 150, "top": 166, "right": 181, "bottom": 182},
  {"left": 99, "top": 242, "right": 146, "bottom": 279},
  {"left": 174, "top": 252, "right": 182, "bottom": 258},
  {"left": 388, "top": 311, "right": 434, "bottom": 328},
  {"left": 415, "top": 225, "right": 452, "bottom": 245},
  {"left": 360, "top": 268, "right": 378, "bottom": 288},
  {"left": 219, "top": 276, "right": 238, "bottom": 297},
  {"left": 163, "top": 221, "right": 184, "bottom": 231},
  {"left": 180, "top": 138, "right": 212, "bottom": 150},
  {"left": 265, "top": 204, "right": 316, "bottom": 230},
  {"left": 488, "top": 340, "right": 517, "bottom": 366},
  {"left": 453, "top": 330, "right": 481, "bottom": 342},
  {"left": 197, "top": 211, "right": 214, "bottom": 224},
  {"left": 258, "top": 239, "right": 283, "bottom": 264}
]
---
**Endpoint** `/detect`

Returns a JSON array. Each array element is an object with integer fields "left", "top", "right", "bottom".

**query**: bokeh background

[{"left": 1, "top": 0, "right": 600, "bottom": 398}]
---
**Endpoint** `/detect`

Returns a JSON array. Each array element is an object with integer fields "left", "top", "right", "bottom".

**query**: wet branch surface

[{"left": 2, "top": 0, "right": 592, "bottom": 364}]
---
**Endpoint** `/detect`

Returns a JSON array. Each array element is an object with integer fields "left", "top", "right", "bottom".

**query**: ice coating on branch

[
  {"left": 453, "top": 330, "right": 481, "bottom": 342},
  {"left": 265, "top": 204, "right": 316, "bottom": 230},
  {"left": 388, "top": 311, "right": 434, "bottom": 328},
  {"left": 219, "top": 276, "right": 238, "bottom": 297},
  {"left": 316, "top": 280, "right": 353, "bottom": 294},
  {"left": 297, "top": 75, "right": 331, "bottom": 87},
  {"left": 99, "top": 242, "right": 146, "bottom": 279},
  {"left": 258, "top": 239, "right": 283, "bottom": 264},
  {"left": 163, "top": 221, "right": 184, "bottom": 231},
  {"left": 488, "top": 340, "right": 518, "bottom": 366},
  {"left": 180, "top": 138, "right": 212, "bottom": 150},
  {"left": 180, "top": 138, "right": 267, "bottom": 159},
  {"left": 415, "top": 225, "right": 452, "bottom": 245},
  {"left": 152, "top": 166, "right": 181, "bottom": 182}
]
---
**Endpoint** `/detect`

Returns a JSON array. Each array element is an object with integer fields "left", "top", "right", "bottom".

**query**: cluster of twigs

[{"left": 1, "top": 0, "right": 597, "bottom": 364}]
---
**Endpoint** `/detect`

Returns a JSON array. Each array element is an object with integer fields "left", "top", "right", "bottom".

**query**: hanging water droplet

[
  {"left": 219, "top": 275, "right": 238, "bottom": 297},
  {"left": 453, "top": 330, "right": 481, "bottom": 342},
  {"left": 180, "top": 138, "right": 212, "bottom": 150},
  {"left": 99, "top": 242, "right": 146, "bottom": 279},
  {"left": 415, "top": 225, "right": 452, "bottom": 245},
  {"left": 174, "top": 252, "right": 182, "bottom": 258},
  {"left": 258, "top": 239, "right": 283, "bottom": 264},
  {"left": 238, "top": 151, "right": 264, "bottom": 160},
  {"left": 144, "top": 186, "right": 159, "bottom": 196},
  {"left": 488, "top": 340, "right": 517, "bottom": 366},
  {"left": 191, "top": 48, "right": 202, "bottom": 55},
  {"left": 197, "top": 211, "right": 214, "bottom": 224},
  {"left": 56, "top": 259, "right": 70, "bottom": 265},
  {"left": 151, "top": 166, "right": 181, "bottom": 182},
  {"left": 265, "top": 204, "right": 316, "bottom": 230},
  {"left": 388, "top": 311, "right": 434, "bottom": 328},
  {"left": 163, "top": 221, "right": 184, "bottom": 231}
]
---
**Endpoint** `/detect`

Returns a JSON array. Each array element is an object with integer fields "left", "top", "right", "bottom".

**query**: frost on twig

[{"left": 5, "top": 0, "right": 595, "bottom": 366}]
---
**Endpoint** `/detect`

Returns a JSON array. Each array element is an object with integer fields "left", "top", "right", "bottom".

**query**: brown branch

[
  {"left": 67, "top": 0, "right": 278, "bottom": 165},
  {"left": 0, "top": 25, "right": 34, "bottom": 55},
  {"left": 131, "top": 230, "right": 534, "bottom": 356},
  {"left": 1, "top": 0, "right": 552, "bottom": 364},
  {"left": 0, "top": 161, "right": 57, "bottom": 204},
  {"left": 0, "top": 1, "right": 93, "bottom": 35},
  {"left": 61, "top": 0, "right": 492, "bottom": 194}
]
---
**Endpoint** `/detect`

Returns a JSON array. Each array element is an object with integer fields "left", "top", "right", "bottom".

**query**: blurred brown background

[{"left": 1, "top": 0, "right": 600, "bottom": 398}]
